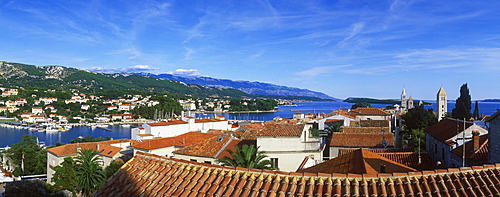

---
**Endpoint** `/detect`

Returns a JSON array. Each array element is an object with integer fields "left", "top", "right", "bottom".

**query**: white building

[
  {"left": 254, "top": 123, "right": 323, "bottom": 171},
  {"left": 318, "top": 114, "right": 354, "bottom": 130},
  {"left": 46, "top": 139, "right": 132, "bottom": 183},
  {"left": 131, "top": 116, "right": 232, "bottom": 140}
]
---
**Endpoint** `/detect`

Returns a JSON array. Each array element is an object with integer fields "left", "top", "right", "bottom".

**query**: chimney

[
  {"left": 76, "top": 145, "right": 81, "bottom": 153},
  {"left": 380, "top": 164, "right": 386, "bottom": 173},
  {"left": 472, "top": 130, "right": 480, "bottom": 151}
]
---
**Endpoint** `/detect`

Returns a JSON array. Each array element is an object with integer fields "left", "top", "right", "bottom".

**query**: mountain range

[
  {"left": 0, "top": 62, "right": 336, "bottom": 100},
  {"left": 134, "top": 73, "right": 336, "bottom": 100},
  {"left": 0, "top": 62, "right": 248, "bottom": 98}
]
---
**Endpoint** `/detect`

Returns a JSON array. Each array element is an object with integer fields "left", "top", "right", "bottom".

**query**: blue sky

[{"left": 1, "top": 0, "right": 500, "bottom": 100}]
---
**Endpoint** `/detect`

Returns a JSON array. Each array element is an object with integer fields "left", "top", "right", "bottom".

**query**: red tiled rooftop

[
  {"left": 147, "top": 120, "right": 187, "bottom": 126},
  {"left": 94, "top": 152, "right": 500, "bottom": 197},
  {"left": 451, "top": 134, "right": 488, "bottom": 160},
  {"left": 330, "top": 133, "right": 394, "bottom": 147},
  {"left": 351, "top": 108, "right": 388, "bottom": 115},
  {"left": 173, "top": 136, "right": 254, "bottom": 159},
  {"left": 47, "top": 140, "right": 127, "bottom": 158},
  {"left": 132, "top": 132, "right": 221, "bottom": 150},
  {"left": 425, "top": 118, "right": 473, "bottom": 143},
  {"left": 298, "top": 149, "right": 416, "bottom": 174},
  {"left": 254, "top": 123, "right": 306, "bottom": 137}
]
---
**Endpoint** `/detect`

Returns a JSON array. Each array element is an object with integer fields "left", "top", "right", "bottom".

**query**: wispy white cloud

[
  {"left": 164, "top": 69, "right": 207, "bottom": 77},
  {"left": 88, "top": 65, "right": 159, "bottom": 73},
  {"left": 296, "top": 65, "right": 352, "bottom": 77}
]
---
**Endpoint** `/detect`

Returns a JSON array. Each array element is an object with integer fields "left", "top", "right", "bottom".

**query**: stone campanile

[
  {"left": 401, "top": 88, "right": 407, "bottom": 110},
  {"left": 436, "top": 87, "right": 447, "bottom": 121}
]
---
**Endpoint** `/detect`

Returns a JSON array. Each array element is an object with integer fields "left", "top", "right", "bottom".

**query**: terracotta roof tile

[
  {"left": 131, "top": 132, "right": 221, "bottom": 150},
  {"left": 351, "top": 108, "right": 389, "bottom": 115},
  {"left": 253, "top": 123, "right": 306, "bottom": 137},
  {"left": 94, "top": 152, "right": 500, "bottom": 197},
  {"left": 330, "top": 133, "right": 394, "bottom": 147},
  {"left": 173, "top": 136, "right": 255, "bottom": 159},
  {"left": 425, "top": 118, "right": 473, "bottom": 143},
  {"left": 298, "top": 149, "right": 416, "bottom": 174},
  {"left": 47, "top": 140, "right": 126, "bottom": 157},
  {"left": 451, "top": 134, "right": 489, "bottom": 160}
]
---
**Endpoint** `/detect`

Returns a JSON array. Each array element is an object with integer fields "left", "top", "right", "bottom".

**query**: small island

[{"left": 344, "top": 97, "right": 431, "bottom": 105}]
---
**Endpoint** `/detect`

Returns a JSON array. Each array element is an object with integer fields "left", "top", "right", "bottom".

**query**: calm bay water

[
  {"left": 194, "top": 101, "right": 500, "bottom": 121},
  {"left": 1, "top": 101, "right": 499, "bottom": 147},
  {"left": 1, "top": 125, "right": 132, "bottom": 148}
]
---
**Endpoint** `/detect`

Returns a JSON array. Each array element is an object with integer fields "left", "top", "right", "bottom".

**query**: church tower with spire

[
  {"left": 408, "top": 96, "right": 414, "bottom": 109},
  {"left": 437, "top": 87, "right": 447, "bottom": 121},
  {"left": 401, "top": 88, "right": 407, "bottom": 110}
]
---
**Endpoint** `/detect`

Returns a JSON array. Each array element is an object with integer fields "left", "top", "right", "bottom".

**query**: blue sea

[{"left": 1, "top": 101, "right": 499, "bottom": 147}]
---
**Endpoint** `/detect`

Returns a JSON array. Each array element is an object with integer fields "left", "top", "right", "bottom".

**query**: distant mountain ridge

[
  {"left": 134, "top": 73, "right": 337, "bottom": 100},
  {"left": 0, "top": 62, "right": 249, "bottom": 98}
]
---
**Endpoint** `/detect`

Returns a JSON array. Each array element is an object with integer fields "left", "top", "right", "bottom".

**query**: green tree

[
  {"left": 451, "top": 83, "right": 472, "bottom": 120},
  {"left": 104, "top": 159, "right": 125, "bottom": 178},
  {"left": 217, "top": 144, "right": 277, "bottom": 170},
  {"left": 75, "top": 149, "right": 106, "bottom": 197},
  {"left": 401, "top": 104, "right": 436, "bottom": 132},
  {"left": 473, "top": 100, "right": 480, "bottom": 120},
  {"left": 351, "top": 102, "right": 372, "bottom": 109},
  {"left": 52, "top": 157, "right": 77, "bottom": 194},
  {"left": 310, "top": 128, "right": 320, "bottom": 137},
  {"left": 132, "top": 96, "right": 183, "bottom": 119},
  {"left": 5, "top": 179, "right": 50, "bottom": 197},
  {"left": 4, "top": 135, "right": 46, "bottom": 176},
  {"left": 324, "top": 123, "right": 343, "bottom": 133}
]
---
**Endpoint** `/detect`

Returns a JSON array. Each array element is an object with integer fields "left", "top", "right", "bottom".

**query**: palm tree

[
  {"left": 75, "top": 149, "right": 106, "bottom": 197},
  {"left": 217, "top": 144, "right": 278, "bottom": 170},
  {"left": 325, "top": 123, "right": 343, "bottom": 133}
]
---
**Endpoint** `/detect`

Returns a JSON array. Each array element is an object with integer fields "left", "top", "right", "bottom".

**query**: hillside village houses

[{"left": 6, "top": 85, "right": 500, "bottom": 196}]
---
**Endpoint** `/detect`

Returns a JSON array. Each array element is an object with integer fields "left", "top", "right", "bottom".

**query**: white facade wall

[
  {"left": 47, "top": 152, "right": 63, "bottom": 184},
  {"left": 258, "top": 137, "right": 321, "bottom": 152},
  {"left": 266, "top": 151, "right": 322, "bottom": 172},
  {"left": 146, "top": 124, "right": 190, "bottom": 138},
  {"left": 356, "top": 115, "right": 388, "bottom": 121},
  {"left": 131, "top": 128, "right": 147, "bottom": 141},
  {"left": 172, "top": 154, "right": 217, "bottom": 164},
  {"left": 132, "top": 147, "right": 178, "bottom": 157},
  {"left": 318, "top": 115, "right": 353, "bottom": 130}
]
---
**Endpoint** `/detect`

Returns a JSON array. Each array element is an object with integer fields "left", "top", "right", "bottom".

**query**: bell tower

[
  {"left": 437, "top": 87, "right": 447, "bottom": 121},
  {"left": 401, "top": 88, "right": 407, "bottom": 110}
]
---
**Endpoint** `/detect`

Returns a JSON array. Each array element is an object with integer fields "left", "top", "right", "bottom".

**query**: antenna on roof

[{"left": 462, "top": 118, "right": 466, "bottom": 167}]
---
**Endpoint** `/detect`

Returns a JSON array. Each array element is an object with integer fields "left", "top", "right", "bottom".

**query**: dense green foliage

[
  {"left": 344, "top": 97, "right": 399, "bottom": 104},
  {"left": 5, "top": 179, "right": 53, "bottom": 197},
  {"left": 324, "top": 123, "right": 343, "bottom": 133},
  {"left": 351, "top": 102, "right": 372, "bottom": 109},
  {"left": 473, "top": 101, "right": 480, "bottom": 119},
  {"left": 51, "top": 157, "right": 78, "bottom": 194},
  {"left": 409, "top": 129, "right": 426, "bottom": 150},
  {"left": 104, "top": 160, "right": 125, "bottom": 178},
  {"left": 131, "top": 96, "right": 183, "bottom": 119},
  {"left": 70, "top": 136, "right": 112, "bottom": 144},
  {"left": 451, "top": 83, "right": 472, "bottom": 120},
  {"left": 228, "top": 99, "right": 278, "bottom": 111},
  {"left": 3, "top": 135, "right": 46, "bottom": 176},
  {"left": 401, "top": 104, "right": 435, "bottom": 151},
  {"left": 217, "top": 144, "right": 277, "bottom": 170},
  {"left": 75, "top": 149, "right": 106, "bottom": 197},
  {"left": 401, "top": 104, "right": 436, "bottom": 132}
]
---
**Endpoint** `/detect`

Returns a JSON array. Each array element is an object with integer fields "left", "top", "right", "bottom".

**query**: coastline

[{"left": 192, "top": 110, "right": 278, "bottom": 114}]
